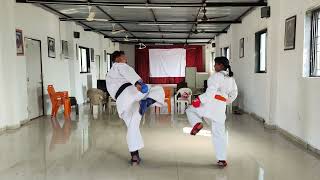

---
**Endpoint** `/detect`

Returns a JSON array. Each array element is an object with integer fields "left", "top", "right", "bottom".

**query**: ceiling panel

[
  {"left": 142, "top": 39, "right": 188, "bottom": 44},
  {"left": 132, "top": 32, "right": 163, "bottom": 38},
  {"left": 150, "top": 0, "right": 202, "bottom": 2},
  {"left": 48, "top": 4, "right": 109, "bottom": 19},
  {"left": 92, "top": 0, "right": 146, "bottom": 2},
  {"left": 187, "top": 39, "right": 211, "bottom": 43},
  {"left": 206, "top": 0, "right": 262, "bottom": 2},
  {"left": 162, "top": 39, "right": 191, "bottom": 43},
  {"left": 109, "top": 33, "right": 134, "bottom": 38},
  {"left": 102, "top": 31, "right": 128, "bottom": 37},
  {"left": 162, "top": 33, "right": 189, "bottom": 39},
  {"left": 83, "top": 21, "right": 118, "bottom": 29},
  {"left": 121, "top": 23, "right": 159, "bottom": 31},
  {"left": 196, "top": 24, "right": 229, "bottom": 31},
  {"left": 113, "top": 37, "right": 140, "bottom": 42},
  {"left": 190, "top": 33, "right": 217, "bottom": 39},
  {"left": 154, "top": 7, "right": 198, "bottom": 21},
  {"left": 100, "top": 6, "right": 154, "bottom": 21},
  {"left": 159, "top": 24, "right": 193, "bottom": 31},
  {"left": 53, "top": 0, "right": 90, "bottom": 1}
]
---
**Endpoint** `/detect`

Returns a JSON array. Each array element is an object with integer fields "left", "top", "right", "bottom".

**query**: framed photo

[
  {"left": 239, "top": 38, "right": 244, "bottom": 58},
  {"left": 284, "top": 15, "right": 297, "bottom": 50},
  {"left": 61, "top": 40, "right": 69, "bottom": 59},
  {"left": 16, "top": 29, "right": 24, "bottom": 56},
  {"left": 47, "top": 37, "right": 56, "bottom": 58}
]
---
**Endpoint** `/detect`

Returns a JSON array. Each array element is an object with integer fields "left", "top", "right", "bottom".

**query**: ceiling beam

[
  {"left": 59, "top": 18, "right": 242, "bottom": 24},
  {"left": 85, "top": 29, "right": 226, "bottom": 34},
  {"left": 20, "top": 0, "right": 268, "bottom": 7}
]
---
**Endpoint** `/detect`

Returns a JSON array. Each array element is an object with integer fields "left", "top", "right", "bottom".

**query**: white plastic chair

[{"left": 174, "top": 88, "right": 192, "bottom": 114}]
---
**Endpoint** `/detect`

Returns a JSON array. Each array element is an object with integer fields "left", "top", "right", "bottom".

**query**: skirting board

[
  {"left": 0, "top": 118, "right": 31, "bottom": 133},
  {"left": 237, "top": 107, "right": 320, "bottom": 158},
  {"left": 6, "top": 123, "right": 21, "bottom": 130},
  {"left": 21, "top": 119, "right": 31, "bottom": 124}
]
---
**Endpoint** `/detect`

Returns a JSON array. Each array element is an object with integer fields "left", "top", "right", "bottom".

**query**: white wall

[
  {"left": 0, "top": 0, "right": 22, "bottom": 128},
  {"left": 0, "top": 2, "right": 119, "bottom": 129},
  {"left": 216, "top": 0, "right": 320, "bottom": 150},
  {"left": 120, "top": 44, "right": 135, "bottom": 68},
  {"left": 217, "top": 8, "right": 271, "bottom": 122},
  {"left": 275, "top": 0, "right": 320, "bottom": 150}
]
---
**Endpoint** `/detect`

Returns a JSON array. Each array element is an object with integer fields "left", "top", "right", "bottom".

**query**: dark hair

[
  {"left": 111, "top": 51, "right": 125, "bottom": 62},
  {"left": 214, "top": 56, "right": 234, "bottom": 77}
]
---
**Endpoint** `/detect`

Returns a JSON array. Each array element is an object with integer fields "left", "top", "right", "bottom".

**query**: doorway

[{"left": 25, "top": 38, "right": 44, "bottom": 119}]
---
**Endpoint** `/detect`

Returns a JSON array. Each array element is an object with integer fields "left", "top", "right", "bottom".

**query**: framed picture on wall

[
  {"left": 61, "top": 40, "right": 69, "bottom": 59},
  {"left": 239, "top": 38, "right": 244, "bottom": 58},
  {"left": 16, "top": 29, "right": 24, "bottom": 56},
  {"left": 47, "top": 37, "right": 56, "bottom": 58},
  {"left": 284, "top": 15, "right": 297, "bottom": 50}
]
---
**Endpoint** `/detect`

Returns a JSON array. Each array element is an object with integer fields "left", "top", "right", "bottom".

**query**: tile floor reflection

[{"left": 0, "top": 106, "right": 319, "bottom": 180}]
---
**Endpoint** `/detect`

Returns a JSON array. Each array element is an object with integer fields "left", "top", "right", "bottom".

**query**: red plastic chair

[{"left": 47, "top": 85, "right": 71, "bottom": 119}]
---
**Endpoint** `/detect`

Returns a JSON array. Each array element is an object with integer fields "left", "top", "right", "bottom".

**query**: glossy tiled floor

[{"left": 0, "top": 106, "right": 319, "bottom": 180}]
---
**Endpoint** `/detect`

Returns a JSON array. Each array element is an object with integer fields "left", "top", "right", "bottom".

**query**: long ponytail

[{"left": 228, "top": 65, "right": 234, "bottom": 77}]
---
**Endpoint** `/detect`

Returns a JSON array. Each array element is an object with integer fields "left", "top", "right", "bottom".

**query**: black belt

[{"left": 115, "top": 83, "right": 132, "bottom": 100}]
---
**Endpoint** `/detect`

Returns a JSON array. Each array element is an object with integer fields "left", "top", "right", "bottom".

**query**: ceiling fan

[
  {"left": 86, "top": 6, "right": 109, "bottom": 22},
  {"left": 192, "top": 24, "right": 206, "bottom": 34},
  {"left": 197, "top": 7, "right": 228, "bottom": 22},
  {"left": 111, "top": 24, "right": 126, "bottom": 34},
  {"left": 124, "top": 35, "right": 138, "bottom": 42}
]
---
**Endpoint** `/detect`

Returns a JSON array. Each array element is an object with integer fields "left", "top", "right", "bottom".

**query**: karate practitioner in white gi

[
  {"left": 106, "top": 51, "right": 165, "bottom": 165},
  {"left": 186, "top": 56, "right": 238, "bottom": 168}
]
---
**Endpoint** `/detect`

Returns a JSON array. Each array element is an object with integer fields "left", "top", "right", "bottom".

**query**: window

[
  {"left": 310, "top": 9, "right": 320, "bottom": 76},
  {"left": 212, "top": 52, "right": 216, "bottom": 71},
  {"left": 255, "top": 29, "right": 267, "bottom": 73},
  {"left": 79, "top": 46, "right": 90, "bottom": 73},
  {"left": 104, "top": 50, "right": 112, "bottom": 72},
  {"left": 224, "top": 47, "right": 230, "bottom": 60}
]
